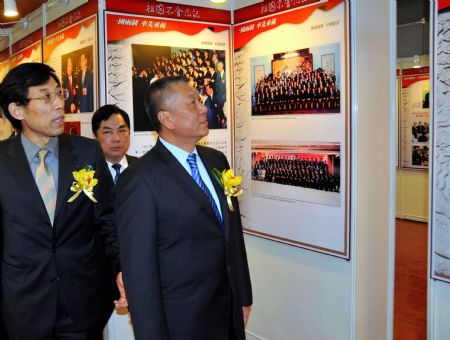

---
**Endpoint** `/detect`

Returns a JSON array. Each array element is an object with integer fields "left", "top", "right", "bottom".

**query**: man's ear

[
  {"left": 158, "top": 110, "right": 174, "bottom": 130},
  {"left": 8, "top": 103, "right": 24, "bottom": 121}
]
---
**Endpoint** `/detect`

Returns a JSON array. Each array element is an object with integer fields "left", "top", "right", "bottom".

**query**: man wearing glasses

[
  {"left": 0, "top": 63, "right": 126, "bottom": 340},
  {"left": 91, "top": 105, "right": 138, "bottom": 185}
]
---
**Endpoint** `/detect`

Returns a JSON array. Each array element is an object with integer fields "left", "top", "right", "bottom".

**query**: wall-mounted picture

[
  {"left": 131, "top": 45, "right": 227, "bottom": 131},
  {"left": 251, "top": 143, "right": 341, "bottom": 207},
  {"left": 61, "top": 46, "right": 94, "bottom": 114},
  {"left": 234, "top": 1, "right": 349, "bottom": 258},
  {"left": 412, "top": 145, "right": 429, "bottom": 167},
  {"left": 250, "top": 43, "right": 341, "bottom": 116}
]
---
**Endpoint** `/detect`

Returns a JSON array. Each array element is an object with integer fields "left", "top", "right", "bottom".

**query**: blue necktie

[
  {"left": 112, "top": 163, "right": 121, "bottom": 185},
  {"left": 187, "top": 154, "right": 223, "bottom": 227}
]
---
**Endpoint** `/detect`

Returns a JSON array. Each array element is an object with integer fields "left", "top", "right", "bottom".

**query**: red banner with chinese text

[{"left": 106, "top": 0, "right": 231, "bottom": 24}]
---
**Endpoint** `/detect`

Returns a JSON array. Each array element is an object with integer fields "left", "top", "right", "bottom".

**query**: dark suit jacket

[
  {"left": 77, "top": 69, "right": 94, "bottom": 112},
  {"left": 116, "top": 139, "right": 252, "bottom": 340},
  {"left": 126, "top": 154, "right": 139, "bottom": 165},
  {"left": 0, "top": 134, "right": 120, "bottom": 340}
]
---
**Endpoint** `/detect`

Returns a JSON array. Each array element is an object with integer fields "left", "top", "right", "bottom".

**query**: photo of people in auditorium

[
  {"left": 412, "top": 145, "right": 429, "bottom": 167},
  {"left": 411, "top": 121, "right": 429, "bottom": 143},
  {"left": 251, "top": 45, "right": 341, "bottom": 115},
  {"left": 131, "top": 45, "right": 227, "bottom": 131},
  {"left": 251, "top": 151, "right": 340, "bottom": 192},
  {"left": 61, "top": 46, "right": 95, "bottom": 113}
]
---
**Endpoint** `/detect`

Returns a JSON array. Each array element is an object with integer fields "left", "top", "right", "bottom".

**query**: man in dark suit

[
  {"left": 92, "top": 104, "right": 138, "bottom": 184},
  {"left": 205, "top": 82, "right": 226, "bottom": 129},
  {"left": 116, "top": 76, "right": 252, "bottom": 340},
  {"left": 0, "top": 63, "right": 126, "bottom": 340},
  {"left": 61, "top": 56, "right": 77, "bottom": 113},
  {"left": 212, "top": 60, "right": 226, "bottom": 107},
  {"left": 77, "top": 53, "right": 94, "bottom": 112}
]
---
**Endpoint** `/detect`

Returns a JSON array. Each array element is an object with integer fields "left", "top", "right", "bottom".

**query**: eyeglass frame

[{"left": 27, "top": 88, "right": 70, "bottom": 104}]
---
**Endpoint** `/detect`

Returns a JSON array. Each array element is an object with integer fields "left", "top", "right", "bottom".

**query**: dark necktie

[
  {"left": 187, "top": 154, "right": 223, "bottom": 227},
  {"left": 112, "top": 163, "right": 121, "bottom": 184}
]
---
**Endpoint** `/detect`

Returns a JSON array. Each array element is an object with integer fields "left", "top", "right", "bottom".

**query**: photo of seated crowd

[
  {"left": 412, "top": 121, "right": 429, "bottom": 143},
  {"left": 412, "top": 145, "right": 429, "bottom": 167},
  {"left": 131, "top": 44, "right": 227, "bottom": 131},
  {"left": 251, "top": 47, "right": 340, "bottom": 116},
  {"left": 251, "top": 148, "right": 340, "bottom": 193}
]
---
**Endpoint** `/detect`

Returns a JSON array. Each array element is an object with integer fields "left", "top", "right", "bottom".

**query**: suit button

[
  {"left": 51, "top": 277, "right": 60, "bottom": 283},
  {"left": 227, "top": 266, "right": 231, "bottom": 273}
]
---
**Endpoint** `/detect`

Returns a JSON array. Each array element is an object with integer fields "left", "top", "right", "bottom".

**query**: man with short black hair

[
  {"left": 0, "top": 62, "right": 126, "bottom": 340},
  {"left": 116, "top": 76, "right": 252, "bottom": 340},
  {"left": 92, "top": 104, "right": 138, "bottom": 184}
]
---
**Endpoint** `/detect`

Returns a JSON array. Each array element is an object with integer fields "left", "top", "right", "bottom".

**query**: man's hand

[
  {"left": 114, "top": 272, "right": 128, "bottom": 308},
  {"left": 242, "top": 306, "right": 251, "bottom": 327}
]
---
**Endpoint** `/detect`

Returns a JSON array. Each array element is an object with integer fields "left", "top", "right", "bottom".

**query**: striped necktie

[
  {"left": 35, "top": 149, "right": 57, "bottom": 225},
  {"left": 112, "top": 163, "right": 121, "bottom": 184},
  {"left": 187, "top": 153, "right": 223, "bottom": 227}
]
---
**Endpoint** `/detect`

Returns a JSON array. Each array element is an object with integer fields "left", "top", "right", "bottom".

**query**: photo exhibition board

[
  {"left": 105, "top": 12, "right": 232, "bottom": 159},
  {"left": 399, "top": 68, "right": 430, "bottom": 169},
  {"left": 43, "top": 15, "right": 98, "bottom": 138},
  {"left": 9, "top": 40, "right": 42, "bottom": 68},
  {"left": 431, "top": 0, "right": 450, "bottom": 283},
  {"left": 233, "top": 0, "right": 350, "bottom": 258}
]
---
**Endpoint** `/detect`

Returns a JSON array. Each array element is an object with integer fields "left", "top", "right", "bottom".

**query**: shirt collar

[
  {"left": 106, "top": 156, "right": 129, "bottom": 169},
  {"left": 21, "top": 133, "right": 58, "bottom": 163},
  {"left": 159, "top": 136, "right": 198, "bottom": 164}
]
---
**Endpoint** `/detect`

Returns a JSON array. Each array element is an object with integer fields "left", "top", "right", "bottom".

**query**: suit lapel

[
  {"left": 197, "top": 147, "right": 229, "bottom": 236},
  {"left": 154, "top": 140, "right": 222, "bottom": 227},
  {"left": 54, "top": 135, "right": 78, "bottom": 220},
  {"left": 6, "top": 136, "right": 47, "bottom": 214}
]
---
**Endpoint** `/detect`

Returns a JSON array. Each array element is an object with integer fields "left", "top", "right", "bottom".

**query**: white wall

[{"left": 244, "top": 236, "right": 352, "bottom": 340}]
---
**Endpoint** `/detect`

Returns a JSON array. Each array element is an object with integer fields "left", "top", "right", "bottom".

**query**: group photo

[
  {"left": 131, "top": 45, "right": 228, "bottom": 131},
  {"left": 250, "top": 43, "right": 341, "bottom": 116}
]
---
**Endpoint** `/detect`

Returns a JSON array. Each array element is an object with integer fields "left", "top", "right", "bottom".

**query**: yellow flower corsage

[
  {"left": 212, "top": 168, "right": 243, "bottom": 211},
  {"left": 67, "top": 166, "right": 98, "bottom": 203}
]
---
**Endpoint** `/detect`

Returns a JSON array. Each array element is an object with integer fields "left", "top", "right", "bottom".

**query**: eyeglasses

[{"left": 27, "top": 89, "right": 70, "bottom": 104}]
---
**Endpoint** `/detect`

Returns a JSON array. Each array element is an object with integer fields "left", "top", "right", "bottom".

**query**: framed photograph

[{"left": 234, "top": 1, "right": 350, "bottom": 258}]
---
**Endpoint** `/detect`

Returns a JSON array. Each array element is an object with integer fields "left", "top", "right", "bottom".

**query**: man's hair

[
  {"left": 144, "top": 76, "right": 188, "bottom": 132},
  {"left": 91, "top": 104, "right": 131, "bottom": 136},
  {"left": 0, "top": 63, "right": 60, "bottom": 131}
]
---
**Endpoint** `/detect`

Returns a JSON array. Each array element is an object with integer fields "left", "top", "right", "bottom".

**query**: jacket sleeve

[
  {"left": 93, "top": 142, "right": 121, "bottom": 276},
  {"left": 221, "top": 153, "right": 253, "bottom": 307},
  {"left": 116, "top": 166, "right": 171, "bottom": 340}
]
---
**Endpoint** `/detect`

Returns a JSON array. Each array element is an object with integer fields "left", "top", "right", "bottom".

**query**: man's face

[
  {"left": 217, "top": 62, "right": 224, "bottom": 72},
  {"left": 80, "top": 54, "right": 87, "bottom": 71},
  {"left": 165, "top": 82, "right": 209, "bottom": 143},
  {"left": 66, "top": 58, "right": 73, "bottom": 76},
  {"left": 205, "top": 85, "right": 213, "bottom": 96},
  {"left": 19, "top": 77, "right": 65, "bottom": 141},
  {"left": 96, "top": 113, "right": 130, "bottom": 163}
]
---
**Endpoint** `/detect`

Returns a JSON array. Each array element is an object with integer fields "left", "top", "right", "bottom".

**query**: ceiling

[{"left": 0, "top": 0, "right": 44, "bottom": 27}]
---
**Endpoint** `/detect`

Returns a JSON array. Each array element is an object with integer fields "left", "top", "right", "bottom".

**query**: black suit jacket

[
  {"left": 0, "top": 134, "right": 120, "bottom": 340},
  {"left": 126, "top": 154, "right": 139, "bottom": 165},
  {"left": 116, "top": 139, "right": 252, "bottom": 340},
  {"left": 77, "top": 69, "right": 94, "bottom": 112}
]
